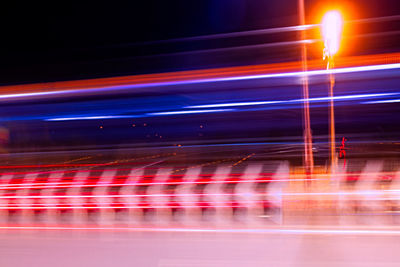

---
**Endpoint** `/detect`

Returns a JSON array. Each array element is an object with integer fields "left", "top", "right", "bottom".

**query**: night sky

[{"left": 0, "top": 0, "right": 399, "bottom": 84}]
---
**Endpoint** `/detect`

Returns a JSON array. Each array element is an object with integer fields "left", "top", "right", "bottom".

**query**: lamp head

[{"left": 321, "top": 11, "right": 343, "bottom": 57}]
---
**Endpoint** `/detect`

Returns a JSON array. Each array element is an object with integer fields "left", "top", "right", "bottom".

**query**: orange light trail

[{"left": 0, "top": 52, "right": 399, "bottom": 97}]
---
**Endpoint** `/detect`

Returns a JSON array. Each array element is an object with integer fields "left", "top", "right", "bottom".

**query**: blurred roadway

[{"left": 1, "top": 228, "right": 400, "bottom": 267}]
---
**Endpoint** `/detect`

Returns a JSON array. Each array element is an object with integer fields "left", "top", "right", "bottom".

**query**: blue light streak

[
  {"left": 45, "top": 109, "right": 233, "bottom": 121},
  {"left": 42, "top": 91, "right": 400, "bottom": 122},
  {"left": 146, "top": 109, "right": 233, "bottom": 116},
  {"left": 186, "top": 101, "right": 284, "bottom": 108},
  {"left": 186, "top": 92, "right": 400, "bottom": 109},
  {"left": 362, "top": 98, "right": 400, "bottom": 104},
  {"left": 46, "top": 115, "right": 142, "bottom": 121}
]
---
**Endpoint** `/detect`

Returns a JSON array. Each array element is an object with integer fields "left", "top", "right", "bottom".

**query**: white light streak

[
  {"left": 46, "top": 115, "right": 139, "bottom": 121},
  {"left": 0, "top": 226, "right": 400, "bottom": 235},
  {"left": 186, "top": 92, "right": 399, "bottom": 109},
  {"left": 362, "top": 99, "right": 400, "bottom": 104},
  {"left": 2, "top": 63, "right": 400, "bottom": 103}
]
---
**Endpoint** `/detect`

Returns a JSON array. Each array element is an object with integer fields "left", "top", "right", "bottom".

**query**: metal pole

[
  {"left": 298, "top": 0, "right": 314, "bottom": 178},
  {"left": 328, "top": 59, "right": 336, "bottom": 174}
]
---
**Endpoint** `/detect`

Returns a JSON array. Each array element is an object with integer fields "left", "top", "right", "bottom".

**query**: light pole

[
  {"left": 298, "top": 0, "right": 314, "bottom": 179},
  {"left": 321, "top": 11, "right": 343, "bottom": 173}
]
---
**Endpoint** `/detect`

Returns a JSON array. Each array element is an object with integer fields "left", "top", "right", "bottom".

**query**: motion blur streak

[
  {"left": 146, "top": 109, "right": 233, "bottom": 116},
  {"left": 363, "top": 99, "right": 400, "bottom": 104},
  {"left": 145, "top": 14, "right": 400, "bottom": 44},
  {"left": 0, "top": 170, "right": 394, "bottom": 190},
  {"left": 186, "top": 101, "right": 285, "bottom": 108},
  {"left": 16, "top": 62, "right": 400, "bottom": 101},
  {"left": 0, "top": 52, "right": 399, "bottom": 101},
  {"left": 1, "top": 226, "right": 400, "bottom": 236},
  {"left": 186, "top": 92, "right": 399, "bottom": 109},
  {"left": 143, "top": 24, "right": 317, "bottom": 43},
  {"left": 46, "top": 115, "right": 142, "bottom": 121}
]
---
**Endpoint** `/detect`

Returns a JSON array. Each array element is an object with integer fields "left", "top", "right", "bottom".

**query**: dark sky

[{"left": 0, "top": 0, "right": 399, "bottom": 85}]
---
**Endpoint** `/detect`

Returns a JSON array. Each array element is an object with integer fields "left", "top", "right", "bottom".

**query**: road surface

[{"left": 1, "top": 227, "right": 400, "bottom": 266}]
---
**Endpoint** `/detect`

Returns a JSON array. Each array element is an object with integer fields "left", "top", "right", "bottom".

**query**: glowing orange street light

[
  {"left": 322, "top": 11, "right": 343, "bottom": 58},
  {"left": 321, "top": 10, "right": 343, "bottom": 173}
]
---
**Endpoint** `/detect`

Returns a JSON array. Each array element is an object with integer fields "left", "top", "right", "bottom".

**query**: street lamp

[
  {"left": 322, "top": 11, "right": 343, "bottom": 58},
  {"left": 321, "top": 10, "right": 343, "bottom": 173}
]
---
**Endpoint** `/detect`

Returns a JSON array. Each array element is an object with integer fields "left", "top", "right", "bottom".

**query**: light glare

[{"left": 321, "top": 11, "right": 343, "bottom": 56}]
